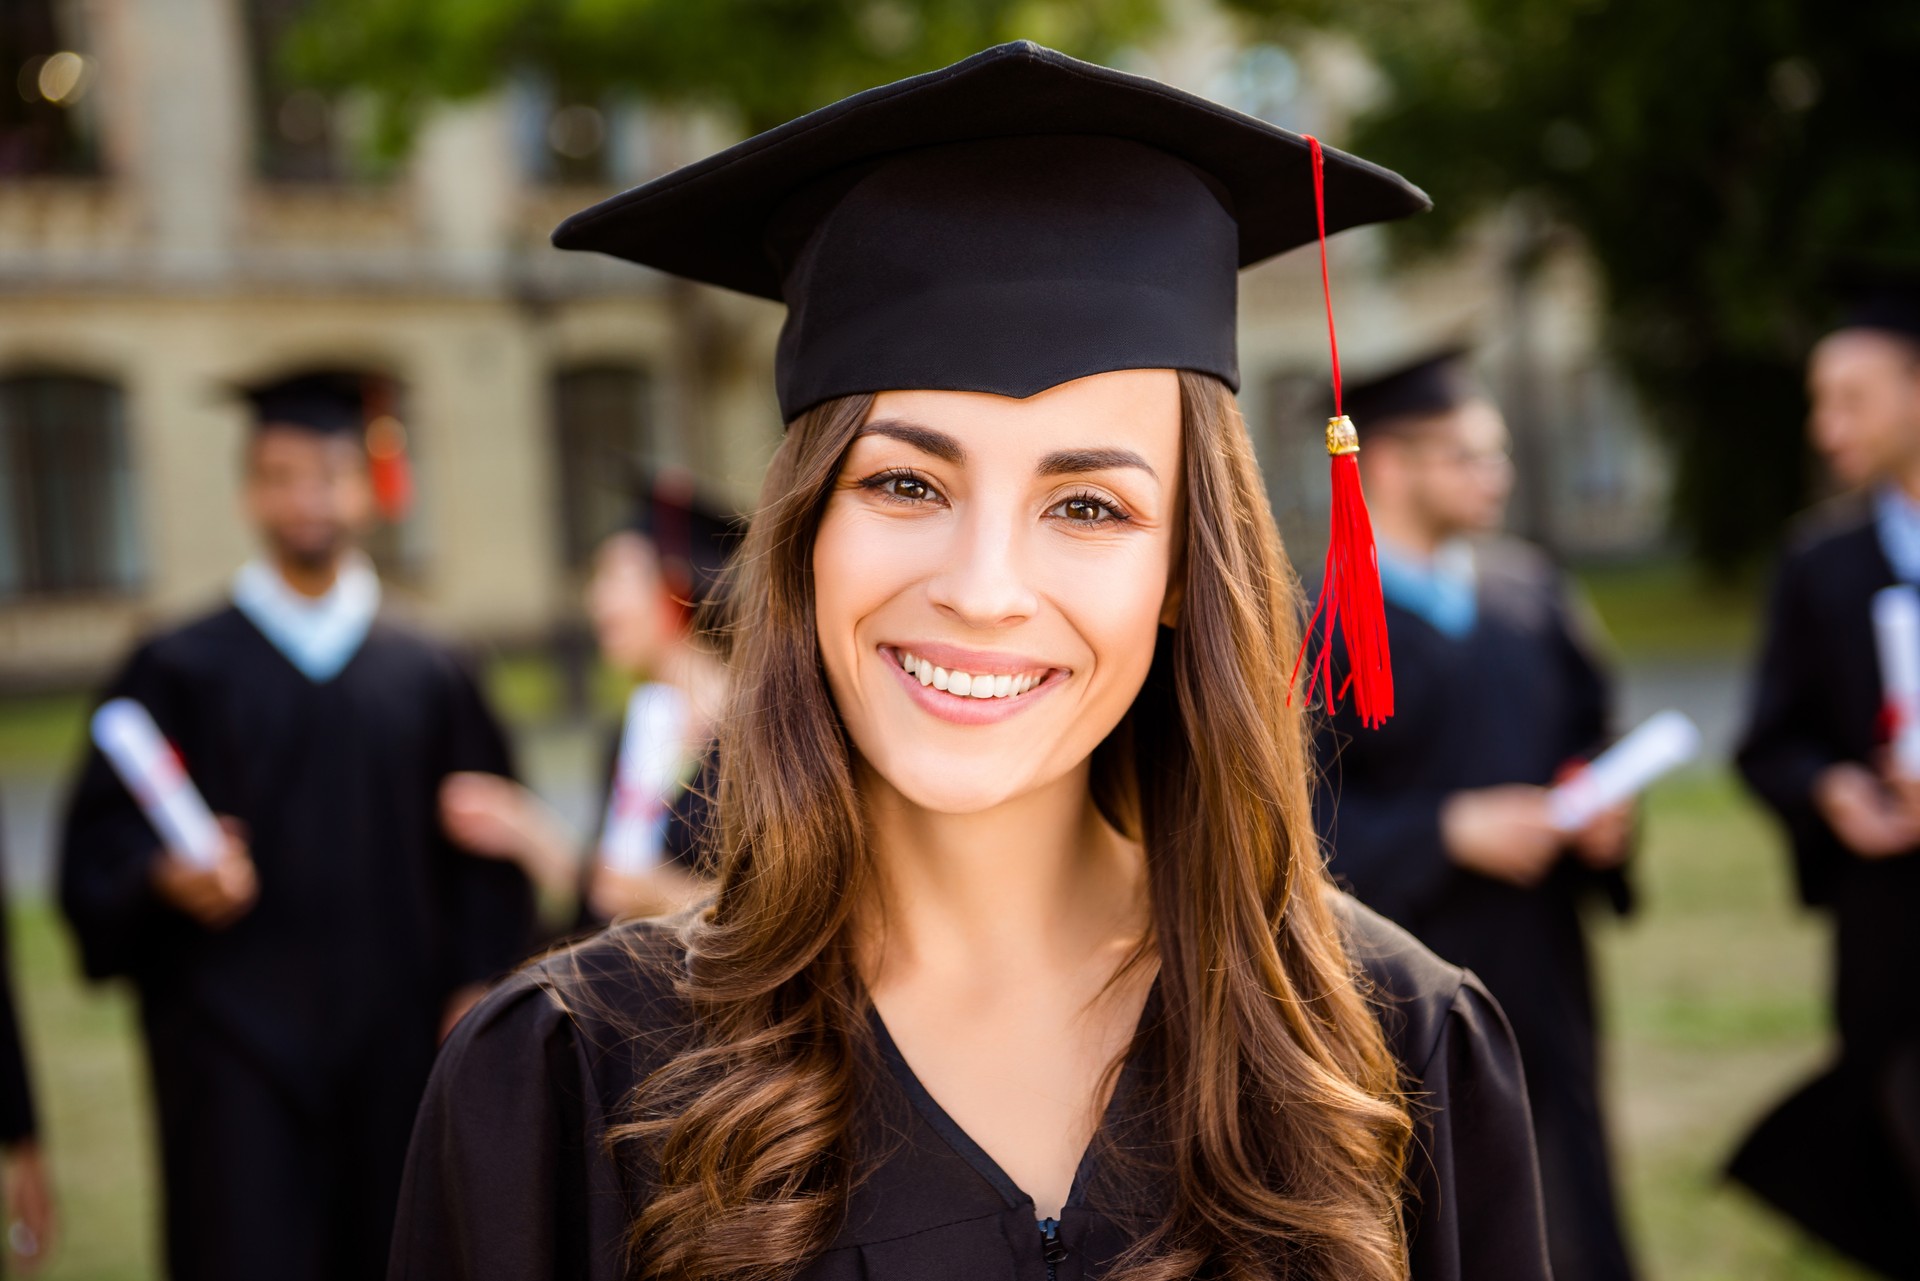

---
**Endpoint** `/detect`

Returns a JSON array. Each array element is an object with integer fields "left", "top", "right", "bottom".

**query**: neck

[
  {"left": 1890, "top": 459, "right": 1920, "bottom": 505},
  {"left": 856, "top": 763, "right": 1149, "bottom": 992},
  {"left": 271, "top": 551, "right": 347, "bottom": 599}
]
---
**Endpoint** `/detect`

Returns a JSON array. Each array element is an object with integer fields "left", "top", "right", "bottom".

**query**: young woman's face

[
  {"left": 588, "top": 531, "right": 673, "bottom": 677},
  {"left": 812, "top": 369, "right": 1183, "bottom": 814}
]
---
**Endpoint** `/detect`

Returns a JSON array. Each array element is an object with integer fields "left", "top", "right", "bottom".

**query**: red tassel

[
  {"left": 1289, "top": 136, "right": 1394, "bottom": 728},
  {"left": 366, "top": 414, "right": 414, "bottom": 522}
]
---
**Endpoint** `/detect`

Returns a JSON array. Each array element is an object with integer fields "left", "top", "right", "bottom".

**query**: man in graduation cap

[
  {"left": 1310, "top": 348, "right": 1639, "bottom": 1281},
  {"left": 58, "top": 373, "right": 533, "bottom": 1281},
  {"left": 1731, "top": 271, "right": 1920, "bottom": 1277}
]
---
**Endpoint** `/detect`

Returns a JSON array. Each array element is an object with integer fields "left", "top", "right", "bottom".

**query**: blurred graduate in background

[
  {"left": 56, "top": 373, "right": 532, "bottom": 1281},
  {"left": 1732, "top": 271, "right": 1920, "bottom": 1278},
  {"left": 439, "top": 470, "right": 736, "bottom": 937},
  {"left": 1312, "top": 349, "right": 1639, "bottom": 1281}
]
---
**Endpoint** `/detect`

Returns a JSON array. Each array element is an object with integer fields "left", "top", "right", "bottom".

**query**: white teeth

[{"left": 893, "top": 649, "right": 1051, "bottom": 701}]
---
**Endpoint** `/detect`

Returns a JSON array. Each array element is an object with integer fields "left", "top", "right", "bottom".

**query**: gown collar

[
  {"left": 1376, "top": 535, "right": 1479, "bottom": 639},
  {"left": 864, "top": 979, "right": 1163, "bottom": 1217},
  {"left": 232, "top": 552, "right": 382, "bottom": 683},
  {"left": 1873, "top": 483, "right": 1920, "bottom": 585}
]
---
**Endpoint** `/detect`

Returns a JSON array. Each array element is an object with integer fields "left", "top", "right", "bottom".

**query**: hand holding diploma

[
  {"left": 1548, "top": 710, "right": 1702, "bottom": 834},
  {"left": 91, "top": 698, "right": 257, "bottom": 927}
]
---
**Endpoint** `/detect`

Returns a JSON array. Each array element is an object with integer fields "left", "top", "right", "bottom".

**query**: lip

[{"left": 878, "top": 643, "right": 1068, "bottom": 727}]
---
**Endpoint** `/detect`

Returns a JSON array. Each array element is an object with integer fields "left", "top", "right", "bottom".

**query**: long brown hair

[{"left": 612, "top": 371, "right": 1414, "bottom": 1280}]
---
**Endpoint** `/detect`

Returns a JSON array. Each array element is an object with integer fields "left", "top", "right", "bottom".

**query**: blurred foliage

[
  {"left": 288, "top": 0, "right": 1162, "bottom": 142},
  {"left": 1227, "top": 0, "right": 1920, "bottom": 572}
]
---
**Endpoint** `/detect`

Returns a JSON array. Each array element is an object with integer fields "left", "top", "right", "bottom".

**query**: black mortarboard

[
  {"left": 1830, "top": 265, "right": 1920, "bottom": 342},
  {"left": 552, "top": 41, "right": 1430, "bottom": 422},
  {"left": 628, "top": 471, "right": 744, "bottom": 609},
  {"left": 240, "top": 372, "right": 367, "bottom": 436},
  {"left": 1342, "top": 347, "right": 1482, "bottom": 436}
]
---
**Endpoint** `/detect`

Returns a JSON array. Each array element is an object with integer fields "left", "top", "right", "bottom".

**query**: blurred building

[{"left": 0, "top": 0, "right": 1668, "bottom": 686}]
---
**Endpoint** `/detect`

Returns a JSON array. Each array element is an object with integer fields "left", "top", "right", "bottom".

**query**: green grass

[
  {"left": 4, "top": 764, "right": 1884, "bottom": 1279},
  {"left": 1593, "top": 769, "right": 1873, "bottom": 1281},
  {"left": 1574, "top": 559, "right": 1763, "bottom": 659},
  {"left": 0, "top": 696, "right": 87, "bottom": 776},
  {"left": 12, "top": 904, "right": 157, "bottom": 1281}
]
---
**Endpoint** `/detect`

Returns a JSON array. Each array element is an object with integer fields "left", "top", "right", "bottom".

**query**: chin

[{"left": 861, "top": 736, "right": 1062, "bottom": 816}]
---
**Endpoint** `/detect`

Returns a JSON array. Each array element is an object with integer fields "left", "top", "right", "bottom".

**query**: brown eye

[
  {"left": 1050, "top": 493, "right": 1127, "bottom": 524},
  {"left": 888, "top": 475, "right": 932, "bottom": 501}
]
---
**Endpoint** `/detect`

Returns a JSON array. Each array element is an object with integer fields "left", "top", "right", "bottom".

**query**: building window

[
  {"left": 0, "top": 373, "right": 139, "bottom": 597},
  {"left": 551, "top": 366, "right": 659, "bottom": 567},
  {"left": 0, "top": 0, "right": 99, "bottom": 177}
]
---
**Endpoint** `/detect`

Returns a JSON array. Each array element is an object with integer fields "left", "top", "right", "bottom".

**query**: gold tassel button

[{"left": 1325, "top": 414, "right": 1360, "bottom": 457}]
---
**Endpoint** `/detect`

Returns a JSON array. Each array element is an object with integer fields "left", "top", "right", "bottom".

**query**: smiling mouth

[{"left": 882, "top": 646, "right": 1059, "bottom": 701}]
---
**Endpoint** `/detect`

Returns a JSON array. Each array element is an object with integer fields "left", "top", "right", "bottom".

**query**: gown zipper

[{"left": 1038, "top": 1216, "right": 1067, "bottom": 1281}]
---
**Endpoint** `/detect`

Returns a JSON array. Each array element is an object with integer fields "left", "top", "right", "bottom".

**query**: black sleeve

[
  {"left": 1314, "top": 723, "right": 1456, "bottom": 922},
  {"left": 1404, "top": 974, "right": 1553, "bottom": 1281},
  {"left": 0, "top": 865, "right": 36, "bottom": 1144},
  {"left": 57, "top": 641, "right": 178, "bottom": 981},
  {"left": 437, "top": 659, "right": 536, "bottom": 988},
  {"left": 1735, "top": 554, "right": 1848, "bottom": 906},
  {"left": 388, "top": 974, "right": 628, "bottom": 1281}
]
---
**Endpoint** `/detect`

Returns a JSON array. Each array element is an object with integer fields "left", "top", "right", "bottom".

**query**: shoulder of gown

[
  {"left": 1328, "top": 890, "right": 1555, "bottom": 1281},
  {"left": 391, "top": 919, "right": 697, "bottom": 1281}
]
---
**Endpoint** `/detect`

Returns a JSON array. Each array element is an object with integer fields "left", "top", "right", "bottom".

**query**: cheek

[{"left": 811, "top": 507, "right": 912, "bottom": 683}]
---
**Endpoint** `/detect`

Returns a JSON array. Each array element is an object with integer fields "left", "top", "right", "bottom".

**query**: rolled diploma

[
  {"left": 1548, "top": 709, "right": 1702, "bottom": 832},
  {"left": 1874, "top": 586, "right": 1920, "bottom": 776},
  {"left": 90, "top": 698, "right": 224, "bottom": 868},
  {"left": 598, "top": 683, "right": 691, "bottom": 875}
]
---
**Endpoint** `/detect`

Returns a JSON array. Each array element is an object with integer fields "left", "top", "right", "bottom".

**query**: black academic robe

[
  {"left": 59, "top": 605, "right": 534, "bottom": 1281},
  {"left": 0, "top": 816, "right": 38, "bottom": 1150},
  {"left": 390, "top": 893, "right": 1550, "bottom": 1281},
  {"left": 1313, "top": 539, "right": 1636, "bottom": 1281},
  {"left": 1732, "top": 497, "right": 1920, "bottom": 1278}
]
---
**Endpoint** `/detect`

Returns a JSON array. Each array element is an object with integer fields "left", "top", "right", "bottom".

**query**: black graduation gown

[
  {"left": 0, "top": 814, "right": 38, "bottom": 1150},
  {"left": 58, "top": 605, "right": 534, "bottom": 1281},
  {"left": 1732, "top": 497, "right": 1920, "bottom": 1278},
  {"left": 389, "top": 893, "right": 1550, "bottom": 1281},
  {"left": 1313, "top": 539, "right": 1636, "bottom": 1281}
]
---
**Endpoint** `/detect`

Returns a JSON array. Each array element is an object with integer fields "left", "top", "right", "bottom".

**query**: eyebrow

[
  {"left": 856, "top": 420, "right": 964, "bottom": 463},
  {"left": 1036, "top": 447, "right": 1158, "bottom": 482},
  {"left": 855, "top": 421, "right": 1158, "bottom": 480}
]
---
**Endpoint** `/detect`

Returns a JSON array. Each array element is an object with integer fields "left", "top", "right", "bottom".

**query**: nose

[{"left": 924, "top": 502, "right": 1041, "bottom": 630}]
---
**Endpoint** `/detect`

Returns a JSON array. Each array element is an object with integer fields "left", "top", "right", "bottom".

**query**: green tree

[
  {"left": 290, "top": 0, "right": 1160, "bottom": 139},
  {"left": 1229, "top": 0, "right": 1920, "bottom": 570}
]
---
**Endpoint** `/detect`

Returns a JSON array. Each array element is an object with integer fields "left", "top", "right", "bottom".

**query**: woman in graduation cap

[
  {"left": 391, "top": 43, "right": 1551, "bottom": 1281},
  {"left": 440, "top": 472, "right": 738, "bottom": 935}
]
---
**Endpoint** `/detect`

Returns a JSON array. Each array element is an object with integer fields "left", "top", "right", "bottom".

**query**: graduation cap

[
  {"left": 1342, "top": 347, "right": 1483, "bottom": 437},
  {"left": 240, "top": 371, "right": 367, "bottom": 437},
  {"left": 238, "top": 371, "right": 414, "bottom": 521},
  {"left": 554, "top": 40, "right": 1424, "bottom": 726},
  {"left": 626, "top": 469, "right": 744, "bottom": 611}
]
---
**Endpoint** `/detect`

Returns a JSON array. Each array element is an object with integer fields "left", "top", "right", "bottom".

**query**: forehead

[
  {"left": 248, "top": 425, "right": 365, "bottom": 465},
  {"left": 1812, "top": 330, "right": 1920, "bottom": 384},
  {"left": 864, "top": 368, "right": 1182, "bottom": 458}
]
